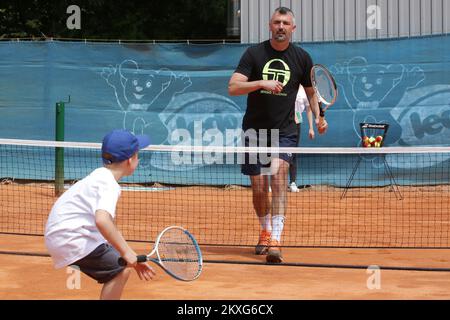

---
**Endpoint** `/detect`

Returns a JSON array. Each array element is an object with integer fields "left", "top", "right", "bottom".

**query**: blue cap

[{"left": 101, "top": 129, "right": 151, "bottom": 164}]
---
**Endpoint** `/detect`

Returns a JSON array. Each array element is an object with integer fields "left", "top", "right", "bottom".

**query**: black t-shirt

[{"left": 235, "top": 40, "right": 313, "bottom": 135}]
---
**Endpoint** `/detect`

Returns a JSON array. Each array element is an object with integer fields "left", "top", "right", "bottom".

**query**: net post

[{"left": 55, "top": 100, "right": 66, "bottom": 196}]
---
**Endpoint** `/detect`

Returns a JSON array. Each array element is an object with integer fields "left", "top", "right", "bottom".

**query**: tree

[{"left": 0, "top": 0, "right": 231, "bottom": 40}]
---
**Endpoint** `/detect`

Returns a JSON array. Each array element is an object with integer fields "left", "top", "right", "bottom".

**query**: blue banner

[{"left": 0, "top": 36, "right": 449, "bottom": 186}]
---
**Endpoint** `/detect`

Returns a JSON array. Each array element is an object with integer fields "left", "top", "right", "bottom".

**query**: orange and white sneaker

[
  {"left": 266, "top": 239, "right": 283, "bottom": 263},
  {"left": 255, "top": 230, "right": 271, "bottom": 255}
]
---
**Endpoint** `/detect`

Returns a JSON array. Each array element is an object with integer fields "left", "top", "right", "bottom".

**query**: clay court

[
  {"left": 2, "top": 234, "right": 450, "bottom": 299},
  {"left": 1, "top": 183, "right": 450, "bottom": 299}
]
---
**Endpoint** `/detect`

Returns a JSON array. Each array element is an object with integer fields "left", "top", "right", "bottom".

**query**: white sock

[
  {"left": 258, "top": 214, "right": 272, "bottom": 232},
  {"left": 271, "top": 215, "right": 285, "bottom": 242}
]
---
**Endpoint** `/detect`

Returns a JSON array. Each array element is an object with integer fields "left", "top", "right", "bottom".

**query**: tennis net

[{"left": 1, "top": 138, "right": 449, "bottom": 248}]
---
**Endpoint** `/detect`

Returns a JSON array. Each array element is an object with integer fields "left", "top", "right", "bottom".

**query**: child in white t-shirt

[
  {"left": 45, "top": 129, "right": 155, "bottom": 299},
  {"left": 290, "top": 86, "right": 315, "bottom": 192}
]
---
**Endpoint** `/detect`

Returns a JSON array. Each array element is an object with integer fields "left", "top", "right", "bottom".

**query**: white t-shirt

[
  {"left": 45, "top": 167, "right": 121, "bottom": 269},
  {"left": 295, "top": 86, "right": 310, "bottom": 124}
]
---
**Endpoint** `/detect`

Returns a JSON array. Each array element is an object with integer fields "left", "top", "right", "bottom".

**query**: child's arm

[
  {"left": 306, "top": 104, "right": 315, "bottom": 140},
  {"left": 95, "top": 210, "right": 155, "bottom": 280},
  {"left": 95, "top": 210, "right": 135, "bottom": 261}
]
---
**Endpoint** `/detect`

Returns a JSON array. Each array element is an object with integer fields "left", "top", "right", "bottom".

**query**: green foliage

[{"left": 0, "top": 0, "right": 232, "bottom": 40}]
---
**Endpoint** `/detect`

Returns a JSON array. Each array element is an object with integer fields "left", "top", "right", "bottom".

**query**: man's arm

[
  {"left": 304, "top": 87, "right": 320, "bottom": 118},
  {"left": 228, "top": 72, "right": 284, "bottom": 96},
  {"left": 304, "top": 86, "right": 328, "bottom": 134}
]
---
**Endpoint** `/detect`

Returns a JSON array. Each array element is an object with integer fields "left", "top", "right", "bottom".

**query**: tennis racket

[
  {"left": 310, "top": 64, "right": 338, "bottom": 133},
  {"left": 118, "top": 226, "right": 203, "bottom": 281}
]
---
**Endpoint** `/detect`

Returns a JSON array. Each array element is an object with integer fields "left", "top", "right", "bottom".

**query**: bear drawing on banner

[
  {"left": 101, "top": 59, "right": 192, "bottom": 144},
  {"left": 331, "top": 56, "right": 425, "bottom": 147}
]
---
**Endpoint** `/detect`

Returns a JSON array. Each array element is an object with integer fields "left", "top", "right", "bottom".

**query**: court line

[
  {"left": 203, "top": 259, "right": 450, "bottom": 272},
  {"left": 1, "top": 250, "right": 450, "bottom": 272}
]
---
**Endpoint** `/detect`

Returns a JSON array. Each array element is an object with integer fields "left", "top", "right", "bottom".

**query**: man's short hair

[
  {"left": 273, "top": 6, "right": 295, "bottom": 25},
  {"left": 274, "top": 6, "right": 295, "bottom": 17}
]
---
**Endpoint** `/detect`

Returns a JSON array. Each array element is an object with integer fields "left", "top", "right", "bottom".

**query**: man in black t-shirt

[{"left": 228, "top": 7, "right": 328, "bottom": 263}]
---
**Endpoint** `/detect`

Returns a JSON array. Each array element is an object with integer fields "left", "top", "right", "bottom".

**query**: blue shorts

[
  {"left": 71, "top": 243, "right": 126, "bottom": 284},
  {"left": 241, "top": 132, "right": 298, "bottom": 176}
]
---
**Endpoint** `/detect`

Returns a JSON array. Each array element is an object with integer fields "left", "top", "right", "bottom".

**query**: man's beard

[{"left": 274, "top": 32, "right": 287, "bottom": 42}]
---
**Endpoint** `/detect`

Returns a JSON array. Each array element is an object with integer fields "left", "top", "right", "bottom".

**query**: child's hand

[
  {"left": 134, "top": 263, "right": 156, "bottom": 281},
  {"left": 309, "top": 128, "right": 315, "bottom": 140},
  {"left": 121, "top": 249, "right": 156, "bottom": 280},
  {"left": 122, "top": 251, "right": 138, "bottom": 267}
]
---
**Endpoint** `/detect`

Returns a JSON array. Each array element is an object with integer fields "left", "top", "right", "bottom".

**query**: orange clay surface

[
  {"left": 2, "top": 234, "right": 450, "bottom": 299},
  {"left": 1, "top": 183, "right": 450, "bottom": 248},
  {"left": 1, "top": 183, "right": 450, "bottom": 299}
]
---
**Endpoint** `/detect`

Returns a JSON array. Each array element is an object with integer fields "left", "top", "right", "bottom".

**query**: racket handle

[
  {"left": 137, "top": 255, "right": 147, "bottom": 263},
  {"left": 317, "top": 100, "right": 324, "bottom": 116},
  {"left": 118, "top": 255, "right": 148, "bottom": 266}
]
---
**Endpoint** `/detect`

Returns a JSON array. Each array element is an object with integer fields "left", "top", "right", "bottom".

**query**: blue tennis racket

[{"left": 118, "top": 226, "right": 203, "bottom": 281}]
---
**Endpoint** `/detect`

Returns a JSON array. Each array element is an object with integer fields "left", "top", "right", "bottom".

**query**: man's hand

[
  {"left": 228, "top": 72, "right": 285, "bottom": 96},
  {"left": 260, "top": 80, "right": 284, "bottom": 94},
  {"left": 315, "top": 117, "right": 328, "bottom": 135}
]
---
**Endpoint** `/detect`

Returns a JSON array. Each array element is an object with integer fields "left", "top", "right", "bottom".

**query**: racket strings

[
  {"left": 157, "top": 228, "right": 201, "bottom": 280},
  {"left": 313, "top": 68, "right": 337, "bottom": 105}
]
